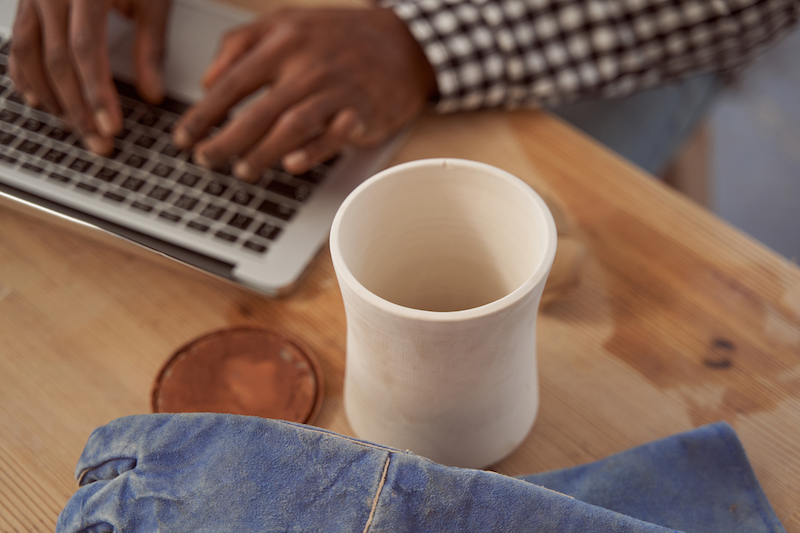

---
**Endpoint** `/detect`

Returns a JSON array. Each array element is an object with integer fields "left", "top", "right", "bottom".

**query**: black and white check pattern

[{"left": 380, "top": 0, "right": 799, "bottom": 111}]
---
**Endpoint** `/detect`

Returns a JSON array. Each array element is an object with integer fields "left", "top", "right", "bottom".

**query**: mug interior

[{"left": 335, "top": 160, "right": 551, "bottom": 312}]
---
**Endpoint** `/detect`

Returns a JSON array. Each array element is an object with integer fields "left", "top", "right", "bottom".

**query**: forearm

[{"left": 380, "top": 0, "right": 799, "bottom": 112}]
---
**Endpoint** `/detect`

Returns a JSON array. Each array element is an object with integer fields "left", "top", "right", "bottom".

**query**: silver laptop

[{"left": 0, "top": 0, "right": 399, "bottom": 295}]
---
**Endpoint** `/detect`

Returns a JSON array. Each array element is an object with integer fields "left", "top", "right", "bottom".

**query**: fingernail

[
  {"left": 95, "top": 110, "right": 115, "bottom": 138},
  {"left": 84, "top": 135, "right": 109, "bottom": 155},
  {"left": 194, "top": 151, "right": 211, "bottom": 168},
  {"left": 174, "top": 127, "right": 192, "bottom": 148},
  {"left": 234, "top": 160, "right": 254, "bottom": 181},
  {"left": 349, "top": 120, "right": 366, "bottom": 141},
  {"left": 23, "top": 92, "right": 39, "bottom": 108},
  {"left": 283, "top": 150, "right": 308, "bottom": 172}
]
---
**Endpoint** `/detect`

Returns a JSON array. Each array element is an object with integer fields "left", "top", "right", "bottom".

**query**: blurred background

[{"left": 710, "top": 27, "right": 800, "bottom": 262}]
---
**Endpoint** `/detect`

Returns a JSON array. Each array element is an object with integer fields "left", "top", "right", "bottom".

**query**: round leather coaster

[{"left": 152, "top": 327, "right": 323, "bottom": 424}]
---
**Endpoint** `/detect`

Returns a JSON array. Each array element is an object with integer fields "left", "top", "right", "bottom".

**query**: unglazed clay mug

[{"left": 329, "top": 159, "right": 557, "bottom": 469}]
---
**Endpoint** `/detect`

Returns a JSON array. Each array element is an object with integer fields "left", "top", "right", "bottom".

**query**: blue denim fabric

[
  {"left": 57, "top": 414, "right": 782, "bottom": 533},
  {"left": 549, "top": 74, "right": 722, "bottom": 176}
]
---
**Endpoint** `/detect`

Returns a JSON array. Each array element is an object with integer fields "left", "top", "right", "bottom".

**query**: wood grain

[
  {"left": 2, "top": 108, "right": 799, "bottom": 531},
  {"left": 1, "top": 0, "right": 799, "bottom": 528}
]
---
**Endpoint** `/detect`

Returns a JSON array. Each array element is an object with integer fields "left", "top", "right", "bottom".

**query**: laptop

[{"left": 0, "top": 0, "right": 400, "bottom": 296}]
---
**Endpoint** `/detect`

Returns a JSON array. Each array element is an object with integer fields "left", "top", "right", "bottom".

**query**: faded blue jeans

[
  {"left": 551, "top": 74, "right": 721, "bottom": 176},
  {"left": 57, "top": 414, "right": 784, "bottom": 533}
]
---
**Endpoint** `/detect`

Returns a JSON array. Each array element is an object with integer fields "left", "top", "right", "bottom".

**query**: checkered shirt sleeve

[{"left": 379, "top": 0, "right": 799, "bottom": 112}]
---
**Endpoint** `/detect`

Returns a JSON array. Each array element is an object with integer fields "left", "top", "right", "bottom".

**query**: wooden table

[{"left": 1, "top": 102, "right": 799, "bottom": 533}]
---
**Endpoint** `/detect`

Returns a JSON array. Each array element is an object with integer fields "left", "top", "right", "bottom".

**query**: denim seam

[
  {"left": 714, "top": 424, "right": 778, "bottom": 533},
  {"left": 296, "top": 425, "right": 408, "bottom": 454},
  {"left": 362, "top": 454, "right": 392, "bottom": 533}
]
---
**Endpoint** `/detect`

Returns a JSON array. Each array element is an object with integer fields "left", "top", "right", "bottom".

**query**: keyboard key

[
  {"left": 21, "top": 162, "right": 44, "bottom": 174},
  {"left": 174, "top": 194, "right": 199, "bottom": 211},
  {"left": 5, "top": 92, "right": 24, "bottom": 105},
  {"left": 103, "top": 191, "right": 126, "bottom": 203},
  {"left": 138, "top": 111, "right": 160, "bottom": 127},
  {"left": 177, "top": 171, "right": 200, "bottom": 187},
  {"left": 134, "top": 135, "right": 156, "bottom": 149},
  {"left": 266, "top": 181, "right": 310, "bottom": 202},
  {"left": 294, "top": 167, "right": 326, "bottom": 184},
  {"left": 187, "top": 220, "right": 210, "bottom": 233},
  {"left": 110, "top": 147, "right": 123, "bottom": 160},
  {"left": 255, "top": 223, "right": 281, "bottom": 240},
  {"left": 1, "top": 110, "right": 22, "bottom": 127},
  {"left": 148, "top": 185, "right": 172, "bottom": 201},
  {"left": 0, "top": 63, "right": 6, "bottom": 76},
  {"left": 131, "top": 201, "right": 154, "bottom": 213},
  {"left": 214, "top": 230, "right": 238, "bottom": 243},
  {"left": 48, "top": 172, "right": 72, "bottom": 184},
  {"left": 69, "top": 158, "right": 93, "bottom": 173},
  {"left": 115, "top": 127, "right": 132, "bottom": 140},
  {"left": 0, "top": 153, "right": 18, "bottom": 164},
  {"left": 124, "top": 153, "right": 146, "bottom": 169},
  {"left": 227, "top": 213, "right": 253, "bottom": 230},
  {"left": 76, "top": 182, "right": 98, "bottom": 193},
  {"left": 204, "top": 180, "right": 227, "bottom": 196},
  {"left": 43, "top": 149, "right": 68, "bottom": 164},
  {"left": 200, "top": 203, "right": 226, "bottom": 220},
  {"left": 231, "top": 189, "right": 253, "bottom": 206},
  {"left": 121, "top": 104, "right": 136, "bottom": 118},
  {"left": 243, "top": 240, "right": 268, "bottom": 254},
  {"left": 46, "top": 126, "right": 71, "bottom": 142},
  {"left": 0, "top": 41, "right": 9, "bottom": 55},
  {"left": 0, "top": 130, "right": 16, "bottom": 145},
  {"left": 152, "top": 163, "right": 173, "bottom": 178},
  {"left": 256, "top": 199, "right": 295, "bottom": 221},
  {"left": 159, "top": 211, "right": 182, "bottom": 223},
  {"left": 95, "top": 167, "right": 119, "bottom": 182},
  {"left": 17, "top": 139, "right": 42, "bottom": 155},
  {"left": 161, "top": 144, "right": 184, "bottom": 158},
  {"left": 21, "top": 118, "right": 45, "bottom": 132},
  {"left": 121, "top": 176, "right": 146, "bottom": 192}
]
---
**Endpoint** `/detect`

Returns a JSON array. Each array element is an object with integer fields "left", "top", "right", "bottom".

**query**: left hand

[{"left": 172, "top": 7, "right": 437, "bottom": 179}]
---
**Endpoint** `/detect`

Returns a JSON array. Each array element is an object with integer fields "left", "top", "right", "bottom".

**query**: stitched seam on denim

[
  {"left": 714, "top": 424, "right": 779, "bottom": 533},
  {"left": 362, "top": 454, "right": 392, "bottom": 533},
  {"left": 297, "top": 425, "right": 409, "bottom": 454}
]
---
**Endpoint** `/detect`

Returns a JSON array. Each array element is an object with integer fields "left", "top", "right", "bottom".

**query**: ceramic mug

[{"left": 329, "top": 158, "right": 557, "bottom": 469}]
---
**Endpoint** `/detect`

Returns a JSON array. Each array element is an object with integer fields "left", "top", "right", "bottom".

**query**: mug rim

[{"left": 329, "top": 158, "right": 558, "bottom": 321}]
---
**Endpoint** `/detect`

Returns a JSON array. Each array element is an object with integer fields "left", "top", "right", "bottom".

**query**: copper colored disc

[{"left": 152, "top": 327, "right": 323, "bottom": 424}]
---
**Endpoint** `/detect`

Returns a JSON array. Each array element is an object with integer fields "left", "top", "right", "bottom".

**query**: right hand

[{"left": 8, "top": 0, "right": 171, "bottom": 155}]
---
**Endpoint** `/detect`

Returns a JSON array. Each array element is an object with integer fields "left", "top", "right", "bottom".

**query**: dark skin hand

[
  {"left": 9, "top": 0, "right": 170, "bottom": 155},
  {"left": 176, "top": 7, "right": 437, "bottom": 178},
  {"left": 9, "top": 1, "right": 437, "bottom": 177}
]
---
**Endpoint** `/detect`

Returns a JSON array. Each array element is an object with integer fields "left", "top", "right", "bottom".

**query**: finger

[
  {"left": 202, "top": 23, "right": 260, "bottom": 89},
  {"left": 7, "top": 54, "right": 37, "bottom": 107},
  {"left": 70, "top": 0, "right": 121, "bottom": 137},
  {"left": 282, "top": 107, "right": 363, "bottom": 174},
  {"left": 36, "top": 0, "right": 111, "bottom": 153},
  {"left": 132, "top": 0, "right": 170, "bottom": 104},
  {"left": 173, "top": 23, "right": 293, "bottom": 149},
  {"left": 191, "top": 78, "right": 316, "bottom": 170},
  {"left": 9, "top": 0, "right": 62, "bottom": 113},
  {"left": 232, "top": 88, "right": 347, "bottom": 181}
]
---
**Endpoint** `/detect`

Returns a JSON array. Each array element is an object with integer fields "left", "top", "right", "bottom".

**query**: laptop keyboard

[{"left": 0, "top": 36, "right": 334, "bottom": 258}]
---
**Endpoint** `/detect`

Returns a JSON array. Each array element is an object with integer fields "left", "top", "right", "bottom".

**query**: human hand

[
  {"left": 173, "top": 7, "right": 437, "bottom": 178},
  {"left": 8, "top": 0, "right": 170, "bottom": 154}
]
